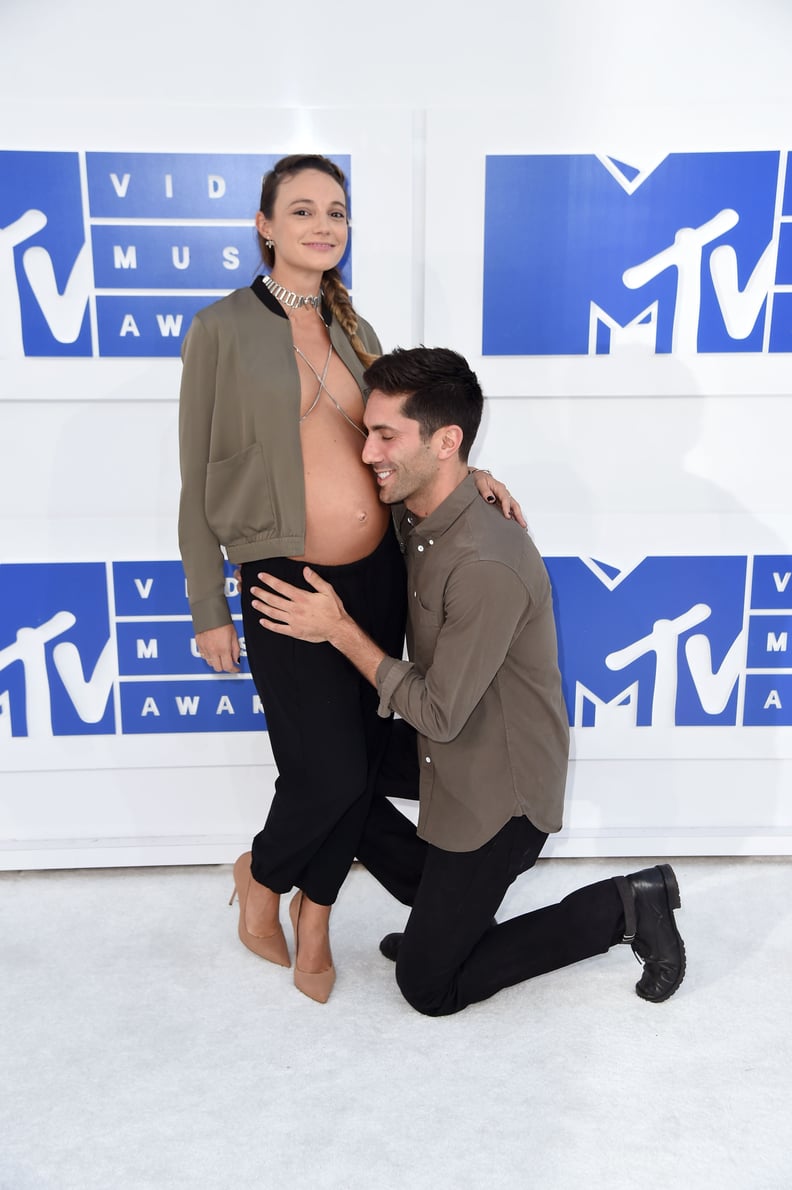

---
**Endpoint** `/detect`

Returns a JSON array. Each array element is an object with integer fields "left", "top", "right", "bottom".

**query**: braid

[{"left": 322, "top": 269, "right": 379, "bottom": 368}]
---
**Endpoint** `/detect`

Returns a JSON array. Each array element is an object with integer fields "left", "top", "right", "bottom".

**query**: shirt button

[
  {"left": 417, "top": 545, "right": 424, "bottom": 552},
  {"left": 424, "top": 756, "right": 432, "bottom": 764},
  {"left": 413, "top": 591, "right": 417, "bottom": 597},
  {"left": 428, "top": 539, "right": 434, "bottom": 545}
]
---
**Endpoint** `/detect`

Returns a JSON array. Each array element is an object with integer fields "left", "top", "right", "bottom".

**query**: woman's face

[{"left": 256, "top": 168, "right": 348, "bottom": 283}]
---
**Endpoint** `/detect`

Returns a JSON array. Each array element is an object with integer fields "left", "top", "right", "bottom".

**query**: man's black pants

[{"left": 358, "top": 734, "right": 626, "bottom": 1017}]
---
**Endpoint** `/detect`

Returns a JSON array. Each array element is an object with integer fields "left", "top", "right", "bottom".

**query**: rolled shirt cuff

[{"left": 375, "top": 656, "right": 414, "bottom": 718}]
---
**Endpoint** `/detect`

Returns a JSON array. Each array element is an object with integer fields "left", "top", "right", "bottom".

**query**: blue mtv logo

[
  {"left": 0, "top": 563, "right": 115, "bottom": 737},
  {"left": 0, "top": 152, "right": 92, "bottom": 357},
  {"left": 546, "top": 556, "right": 748, "bottom": 727},
  {"left": 1, "top": 151, "right": 352, "bottom": 359},
  {"left": 483, "top": 152, "right": 792, "bottom": 356}
]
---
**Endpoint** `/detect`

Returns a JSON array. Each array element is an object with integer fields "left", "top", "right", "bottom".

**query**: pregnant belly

[{"left": 296, "top": 425, "right": 390, "bottom": 565}]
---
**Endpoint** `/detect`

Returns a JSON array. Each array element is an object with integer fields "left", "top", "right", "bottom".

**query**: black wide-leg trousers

[
  {"left": 240, "top": 526, "right": 406, "bottom": 906},
  {"left": 358, "top": 731, "right": 627, "bottom": 1017}
]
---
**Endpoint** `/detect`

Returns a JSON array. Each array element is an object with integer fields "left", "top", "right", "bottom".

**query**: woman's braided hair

[{"left": 258, "top": 154, "right": 378, "bottom": 367}]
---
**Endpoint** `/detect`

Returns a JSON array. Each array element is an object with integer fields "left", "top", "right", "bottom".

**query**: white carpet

[{"left": 1, "top": 856, "right": 790, "bottom": 1190}]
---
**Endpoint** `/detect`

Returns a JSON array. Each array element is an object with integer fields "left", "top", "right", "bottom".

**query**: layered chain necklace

[{"left": 293, "top": 340, "right": 366, "bottom": 439}]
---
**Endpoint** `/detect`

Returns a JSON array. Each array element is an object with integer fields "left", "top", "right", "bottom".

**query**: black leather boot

[
  {"left": 615, "top": 864, "right": 686, "bottom": 1003},
  {"left": 379, "top": 933, "right": 403, "bottom": 962}
]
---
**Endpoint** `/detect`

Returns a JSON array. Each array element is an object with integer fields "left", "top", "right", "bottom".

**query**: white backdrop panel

[{"left": 3, "top": 93, "right": 792, "bottom": 865}]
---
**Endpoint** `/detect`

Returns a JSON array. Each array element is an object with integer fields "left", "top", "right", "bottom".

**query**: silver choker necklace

[{"left": 262, "top": 275, "right": 322, "bottom": 311}]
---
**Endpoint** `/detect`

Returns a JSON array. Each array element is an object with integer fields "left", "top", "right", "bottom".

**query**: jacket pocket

[{"left": 205, "top": 443, "right": 274, "bottom": 544}]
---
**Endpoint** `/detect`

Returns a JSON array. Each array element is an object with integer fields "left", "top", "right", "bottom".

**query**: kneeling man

[{"left": 250, "top": 346, "right": 686, "bottom": 1016}]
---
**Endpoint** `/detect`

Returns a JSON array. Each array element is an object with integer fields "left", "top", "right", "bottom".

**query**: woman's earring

[{"left": 265, "top": 238, "right": 274, "bottom": 250}]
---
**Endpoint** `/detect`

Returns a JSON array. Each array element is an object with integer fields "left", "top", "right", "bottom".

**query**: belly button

[{"left": 357, "top": 510, "right": 368, "bottom": 522}]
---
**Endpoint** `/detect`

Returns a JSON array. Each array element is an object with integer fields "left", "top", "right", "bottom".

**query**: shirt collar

[{"left": 402, "top": 472, "right": 480, "bottom": 540}]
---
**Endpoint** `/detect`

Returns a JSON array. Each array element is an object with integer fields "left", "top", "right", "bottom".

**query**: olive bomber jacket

[{"left": 177, "top": 280, "right": 382, "bottom": 634}]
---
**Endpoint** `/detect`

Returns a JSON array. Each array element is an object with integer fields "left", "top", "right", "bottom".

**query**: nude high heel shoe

[
  {"left": 229, "top": 852, "right": 290, "bottom": 967},
  {"left": 289, "top": 890, "right": 336, "bottom": 1004}
]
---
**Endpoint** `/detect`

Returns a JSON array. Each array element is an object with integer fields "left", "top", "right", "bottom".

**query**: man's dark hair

[{"left": 363, "top": 346, "right": 484, "bottom": 462}]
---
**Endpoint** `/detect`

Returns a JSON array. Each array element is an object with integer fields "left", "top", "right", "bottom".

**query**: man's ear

[{"left": 434, "top": 424, "right": 464, "bottom": 460}]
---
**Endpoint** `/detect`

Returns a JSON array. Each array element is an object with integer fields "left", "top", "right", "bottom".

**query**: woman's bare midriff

[
  {"left": 298, "top": 427, "right": 389, "bottom": 564},
  {"left": 290, "top": 333, "right": 389, "bottom": 566}
]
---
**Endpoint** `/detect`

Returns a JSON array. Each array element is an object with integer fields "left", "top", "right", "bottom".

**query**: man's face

[{"left": 362, "top": 391, "right": 439, "bottom": 507}]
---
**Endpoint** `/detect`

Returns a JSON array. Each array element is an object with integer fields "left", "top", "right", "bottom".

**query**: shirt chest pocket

[{"left": 408, "top": 589, "right": 442, "bottom": 659}]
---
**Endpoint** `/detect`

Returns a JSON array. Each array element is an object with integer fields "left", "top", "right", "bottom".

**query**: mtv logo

[
  {"left": 0, "top": 563, "right": 115, "bottom": 737},
  {"left": 483, "top": 151, "right": 787, "bottom": 356},
  {"left": 0, "top": 152, "right": 91, "bottom": 357},
  {"left": 546, "top": 556, "right": 748, "bottom": 727}
]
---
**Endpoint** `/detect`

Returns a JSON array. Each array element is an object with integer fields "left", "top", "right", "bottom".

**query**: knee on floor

[{"left": 395, "top": 959, "right": 454, "bottom": 1018}]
